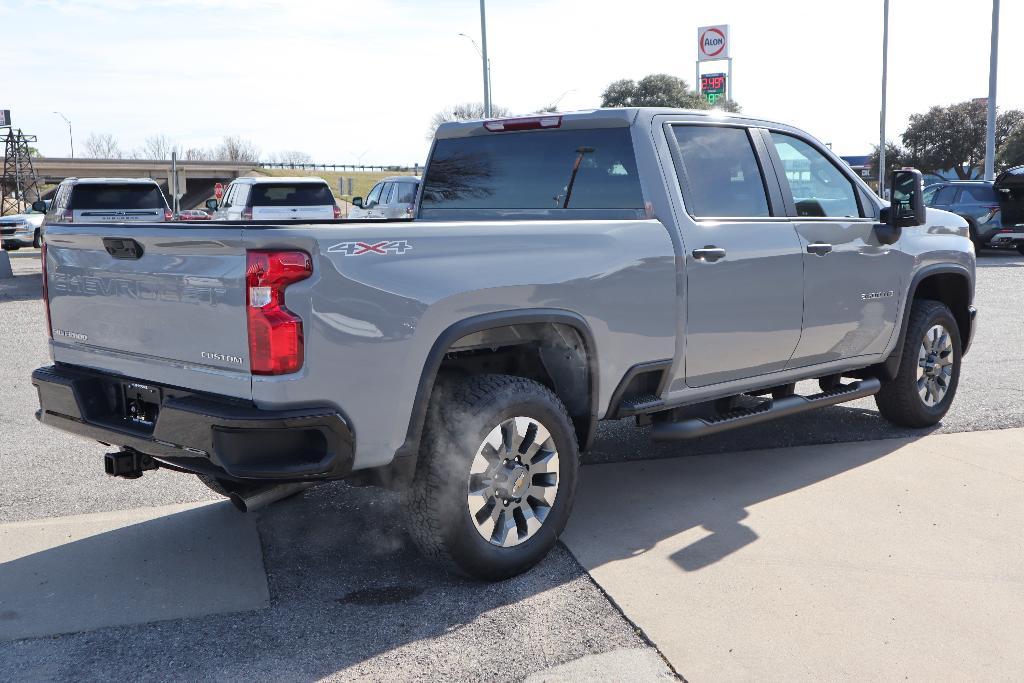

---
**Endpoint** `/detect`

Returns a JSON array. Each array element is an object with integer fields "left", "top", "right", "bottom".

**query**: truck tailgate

[{"left": 45, "top": 224, "right": 252, "bottom": 399}]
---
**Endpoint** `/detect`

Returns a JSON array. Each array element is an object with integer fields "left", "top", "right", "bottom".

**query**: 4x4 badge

[{"left": 328, "top": 240, "right": 412, "bottom": 256}]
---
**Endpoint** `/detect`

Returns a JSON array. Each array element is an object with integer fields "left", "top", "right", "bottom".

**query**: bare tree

[
  {"left": 83, "top": 132, "right": 122, "bottom": 159},
  {"left": 183, "top": 147, "right": 213, "bottom": 161},
  {"left": 140, "top": 134, "right": 178, "bottom": 160},
  {"left": 214, "top": 136, "right": 260, "bottom": 163},
  {"left": 427, "top": 103, "right": 511, "bottom": 139},
  {"left": 268, "top": 150, "right": 314, "bottom": 165}
]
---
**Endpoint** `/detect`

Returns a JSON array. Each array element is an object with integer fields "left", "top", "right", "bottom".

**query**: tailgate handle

[{"left": 103, "top": 237, "right": 145, "bottom": 260}]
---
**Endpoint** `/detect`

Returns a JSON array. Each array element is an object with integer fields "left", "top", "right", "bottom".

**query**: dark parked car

[{"left": 925, "top": 168, "right": 1024, "bottom": 254}]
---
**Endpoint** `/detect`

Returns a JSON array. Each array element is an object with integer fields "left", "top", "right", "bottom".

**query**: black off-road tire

[
  {"left": 404, "top": 373, "right": 579, "bottom": 581},
  {"left": 875, "top": 299, "right": 961, "bottom": 428}
]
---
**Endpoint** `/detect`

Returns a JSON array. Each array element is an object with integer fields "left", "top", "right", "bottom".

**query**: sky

[{"left": 5, "top": 0, "right": 1022, "bottom": 165}]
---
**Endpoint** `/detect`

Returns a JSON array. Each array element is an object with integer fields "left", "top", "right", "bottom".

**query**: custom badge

[{"left": 328, "top": 240, "right": 413, "bottom": 256}]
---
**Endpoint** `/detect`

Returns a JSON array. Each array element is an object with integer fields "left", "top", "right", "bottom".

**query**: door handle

[
  {"left": 692, "top": 246, "right": 726, "bottom": 262},
  {"left": 807, "top": 242, "right": 833, "bottom": 255}
]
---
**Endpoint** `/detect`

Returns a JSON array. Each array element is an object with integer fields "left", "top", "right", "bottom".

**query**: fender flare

[
  {"left": 882, "top": 263, "right": 974, "bottom": 379},
  {"left": 393, "top": 308, "right": 600, "bottom": 463}
]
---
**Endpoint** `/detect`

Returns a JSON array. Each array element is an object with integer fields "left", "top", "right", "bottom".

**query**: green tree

[
  {"left": 868, "top": 140, "right": 917, "bottom": 179},
  {"left": 998, "top": 122, "right": 1024, "bottom": 170},
  {"left": 600, "top": 73, "right": 740, "bottom": 112},
  {"left": 901, "top": 100, "right": 1023, "bottom": 178}
]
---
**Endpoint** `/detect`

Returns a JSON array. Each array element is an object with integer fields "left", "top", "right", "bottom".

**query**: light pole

[
  {"left": 479, "top": 0, "right": 491, "bottom": 117},
  {"left": 878, "top": 0, "right": 890, "bottom": 197},
  {"left": 458, "top": 31, "right": 492, "bottom": 117},
  {"left": 984, "top": 0, "right": 1000, "bottom": 181},
  {"left": 53, "top": 111, "right": 74, "bottom": 159}
]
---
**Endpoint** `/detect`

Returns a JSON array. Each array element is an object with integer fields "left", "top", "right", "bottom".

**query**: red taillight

[
  {"left": 241, "top": 207, "right": 253, "bottom": 220},
  {"left": 333, "top": 204, "right": 342, "bottom": 219},
  {"left": 62, "top": 210, "right": 73, "bottom": 223},
  {"left": 246, "top": 250, "right": 312, "bottom": 375},
  {"left": 41, "top": 244, "right": 53, "bottom": 339},
  {"left": 164, "top": 208, "right": 173, "bottom": 221},
  {"left": 483, "top": 115, "right": 562, "bottom": 132}
]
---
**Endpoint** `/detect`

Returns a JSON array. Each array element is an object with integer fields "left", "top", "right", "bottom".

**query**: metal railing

[{"left": 257, "top": 162, "right": 422, "bottom": 173}]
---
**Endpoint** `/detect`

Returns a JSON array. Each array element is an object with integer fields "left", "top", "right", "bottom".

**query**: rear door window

[
  {"left": 69, "top": 184, "right": 167, "bottom": 210},
  {"left": 769, "top": 132, "right": 861, "bottom": 218},
  {"left": 421, "top": 127, "right": 644, "bottom": 211},
  {"left": 380, "top": 183, "right": 395, "bottom": 205},
  {"left": 957, "top": 185, "right": 998, "bottom": 204},
  {"left": 671, "top": 125, "right": 771, "bottom": 218},
  {"left": 394, "top": 182, "right": 418, "bottom": 204},
  {"left": 249, "top": 183, "right": 334, "bottom": 206},
  {"left": 932, "top": 186, "right": 957, "bottom": 206}
]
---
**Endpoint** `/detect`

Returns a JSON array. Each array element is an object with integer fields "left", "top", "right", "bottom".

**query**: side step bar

[{"left": 650, "top": 378, "right": 881, "bottom": 442}]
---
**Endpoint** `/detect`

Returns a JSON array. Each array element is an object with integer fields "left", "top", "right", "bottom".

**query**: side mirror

[
  {"left": 889, "top": 168, "right": 926, "bottom": 228},
  {"left": 351, "top": 197, "right": 363, "bottom": 208},
  {"left": 876, "top": 168, "right": 925, "bottom": 245},
  {"left": 205, "top": 198, "right": 219, "bottom": 211},
  {"left": 31, "top": 200, "right": 47, "bottom": 213}
]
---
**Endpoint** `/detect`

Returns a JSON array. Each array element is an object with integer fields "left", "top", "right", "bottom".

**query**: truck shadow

[{"left": 0, "top": 406, "right": 928, "bottom": 679}]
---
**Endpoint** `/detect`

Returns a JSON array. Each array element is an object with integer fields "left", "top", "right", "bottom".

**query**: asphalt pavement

[{"left": 1, "top": 248, "right": 1021, "bottom": 680}]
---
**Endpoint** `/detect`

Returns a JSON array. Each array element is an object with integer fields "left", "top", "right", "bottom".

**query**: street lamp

[
  {"left": 878, "top": 0, "right": 889, "bottom": 197},
  {"left": 53, "top": 111, "right": 74, "bottom": 159},
  {"left": 457, "top": 30, "right": 492, "bottom": 117},
  {"left": 984, "top": 0, "right": 1000, "bottom": 181}
]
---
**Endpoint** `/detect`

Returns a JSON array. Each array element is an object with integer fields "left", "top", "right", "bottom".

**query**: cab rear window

[
  {"left": 69, "top": 185, "right": 167, "bottom": 210},
  {"left": 421, "top": 128, "right": 643, "bottom": 211},
  {"left": 250, "top": 183, "right": 335, "bottom": 206}
]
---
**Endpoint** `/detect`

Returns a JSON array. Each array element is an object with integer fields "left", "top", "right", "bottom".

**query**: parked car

[
  {"left": 33, "top": 178, "right": 171, "bottom": 227},
  {"left": 348, "top": 176, "right": 420, "bottom": 219},
  {"left": 206, "top": 177, "right": 340, "bottom": 220},
  {"left": 33, "top": 109, "right": 975, "bottom": 580},
  {"left": 0, "top": 200, "right": 48, "bottom": 250},
  {"left": 924, "top": 170, "right": 1024, "bottom": 254},
  {"left": 176, "top": 209, "right": 212, "bottom": 221}
]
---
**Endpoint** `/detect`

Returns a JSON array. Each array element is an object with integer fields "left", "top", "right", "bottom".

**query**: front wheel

[
  {"left": 1016, "top": 244, "right": 1024, "bottom": 256},
  {"left": 404, "top": 374, "right": 579, "bottom": 580},
  {"left": 32, "top": 230, "right": 41, "bottom": 249},
  {"left": 875, "top": 299, "right": 961, "bottom": 427}
]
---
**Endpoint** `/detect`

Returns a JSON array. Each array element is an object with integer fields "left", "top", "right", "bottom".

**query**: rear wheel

[
  {"left": 404, "top": 374, "right": 579, "bottom": 580},
  {"left": 32, "top": 230, "right": 41, "bottom": 249},
  {"left": 875, "top": 299, "right": 961, "bottom": 427}
]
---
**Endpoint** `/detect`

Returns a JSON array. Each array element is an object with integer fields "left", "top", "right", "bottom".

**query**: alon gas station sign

[{"left": 696, "top": 24, "right": 732, "bottom": 104}]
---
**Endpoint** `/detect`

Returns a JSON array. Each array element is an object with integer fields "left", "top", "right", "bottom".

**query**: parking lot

[{"left": 1, "top": 249, "right": 1023, "bottom": 680}]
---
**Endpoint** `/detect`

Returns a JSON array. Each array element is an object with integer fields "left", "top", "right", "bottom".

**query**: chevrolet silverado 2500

[{"left": 33, "top": 108, "right": 976, "bottom": 579}]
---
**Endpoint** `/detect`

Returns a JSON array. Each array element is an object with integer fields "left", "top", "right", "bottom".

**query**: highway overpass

[{"left": 33, "top": 158, "right": 258, "bottom": 208}]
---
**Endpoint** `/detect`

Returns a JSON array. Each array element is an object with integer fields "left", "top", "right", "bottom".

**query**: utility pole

[
  {"left": 480, "top": 0, "right": 492, "bottom": 117},
  {"left": 984, "top": 0, "right": 1000, "bottom": 181},
  {"left": 53, "top": 111, "right": 74, "bottom": 159},
  {"left": 878, "top": 0, "right": 890, "bottom": 197}
]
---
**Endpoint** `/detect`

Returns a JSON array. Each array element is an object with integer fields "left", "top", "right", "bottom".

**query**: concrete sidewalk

[
  {"left": 0, "top": 501, "right": 268, "bottom": 641},
  {"left": 562, "top": 429, "right": 1024, "bottom": 681}
]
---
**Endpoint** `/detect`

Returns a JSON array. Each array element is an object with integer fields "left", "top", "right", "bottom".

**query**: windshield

[
  {"left": 69, "top": 185, "right": 167, "bottom": 210},
  {"left": 249, "top": 183, "right": 336, "bottom": 206}
]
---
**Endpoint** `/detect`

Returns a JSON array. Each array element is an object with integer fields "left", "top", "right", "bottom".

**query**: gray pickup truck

[{"left": 33, "top": 108, "right": 976, "bottom": 579}]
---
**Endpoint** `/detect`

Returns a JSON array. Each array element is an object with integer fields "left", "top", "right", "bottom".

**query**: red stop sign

[{"left": 214, "top": 182, "right": 224, "bottom": 199}]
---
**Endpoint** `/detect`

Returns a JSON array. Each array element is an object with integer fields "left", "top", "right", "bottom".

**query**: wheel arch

[
  {"left": 394, "top": 309, "right": 599, "bottom": 467},
  {"left": 880, "top": 265, "right": 975, "bottom": 379}
]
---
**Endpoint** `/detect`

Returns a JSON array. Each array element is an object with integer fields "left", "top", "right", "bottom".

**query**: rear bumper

[{"left": 32, "top": 364, "right": 354, "bottom": 482}]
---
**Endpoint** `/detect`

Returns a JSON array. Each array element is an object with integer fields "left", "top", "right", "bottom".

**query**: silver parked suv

[
  {"left": 348, "top": 176, "right": 420, "bottom": 219},
  {"left": 207, "top": 177, "right": 340, "bottom": 221}
]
